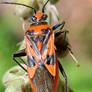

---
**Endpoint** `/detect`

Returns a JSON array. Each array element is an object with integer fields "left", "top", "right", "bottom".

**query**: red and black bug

[{"left": 0, "top": 0, "right": 69, "bottom": 92}]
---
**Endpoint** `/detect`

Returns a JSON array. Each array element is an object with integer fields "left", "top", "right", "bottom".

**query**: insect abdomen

[{"left": 32, "top": 65, "right": 55, "bottom": 92}]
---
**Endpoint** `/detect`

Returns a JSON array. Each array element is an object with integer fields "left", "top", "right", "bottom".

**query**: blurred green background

[
  {"left": 0, "top": 16, "right": 21, "bottom": 91},
  {"left": 0, "top": 0, "right": 92, "bottom": 92}
]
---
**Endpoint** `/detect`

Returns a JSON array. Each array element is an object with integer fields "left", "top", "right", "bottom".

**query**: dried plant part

[
  {"left": 68, "top": 50, "right": 80, "bottom": 67},
  {"left": 55, "top": 31, "right": 80, "bottom": 67}
]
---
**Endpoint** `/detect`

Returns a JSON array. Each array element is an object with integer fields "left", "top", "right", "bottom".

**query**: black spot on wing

[
  {"left": 46, "top": 54, "right": 55, "bottom": 65},
  {"left": 31, "top": 36, "right": 46, "bottom": 43},
  {"left": 26, "top": 30, "right": 35, "bottom": 42},
  {"left": 27, "top": 34, "right": 38, "bottom": 43},
  {"left": 31, "top": 36, "right": 38, "bottom": 43},
  {"left": 26, "top": 30, "right": 34, "bottom": 36},
  {"left": 27, "top": 56, "right": 36, "bottom": 67},
  {"left": 46, "top": 55, "right": 50, "bottom": 64},
  {"left": 30, "top": 45, "right": 32, "bottom": 48},
  {"left": 39, "top": 36, "right": 45, "bottom": 42},
  {"left": 41, "top": 28, "right": 50, "bottom": 34}
]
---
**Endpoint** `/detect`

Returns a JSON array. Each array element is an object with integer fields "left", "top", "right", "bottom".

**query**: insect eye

[
  {"left": 31, "top": 16, "right": 37, "bottom": 22},
  {"left": 42, "top": 14, "right": 48, "bottom": 20}
]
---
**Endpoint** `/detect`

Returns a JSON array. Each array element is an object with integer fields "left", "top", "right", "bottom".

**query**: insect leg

[
  {"left": 18, "top": 57, "right": 27, "bottom": 65},
  {"left": 58, "top": 60, "right": 67, "bottom": 92},
  {"left": 12, "top": 49, "right": 27, "bottom": 72},
  {"left": 13, "top": 49, "right": 27, "bottom": 65},
  {"left": 55, "top": 29, "right": 69, "bottom": 42},
  {"left": 52, "top": 21, "right": 65, "bottom": 31},
  {"left": 52, "top": 21, "right": 68, "bottom": 40},
  {"left": 55, "top": 29, "right": 66, "bottom": 37}
]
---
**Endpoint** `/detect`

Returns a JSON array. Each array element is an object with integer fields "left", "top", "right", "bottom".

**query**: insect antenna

[
  {"left": 42, "top": 0, "right": 49, "bottom": 13},
  {"left": 0, "top": 1, "right": 36, "bottom": 14}
]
